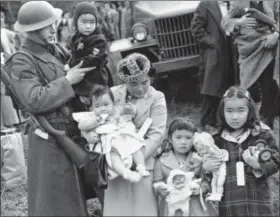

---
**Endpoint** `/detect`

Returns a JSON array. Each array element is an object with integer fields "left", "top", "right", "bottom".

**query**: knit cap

[
  {"left": 117, "top": 53, "right": 151, "bottom": 82},
  {"left": 73, "top": 2, "right": 98, "bottom": 28}
]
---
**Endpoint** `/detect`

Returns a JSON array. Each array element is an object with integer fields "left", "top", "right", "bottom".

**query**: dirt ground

[{"left": 1, "top": 102, "right": 279, "bottom": 217}]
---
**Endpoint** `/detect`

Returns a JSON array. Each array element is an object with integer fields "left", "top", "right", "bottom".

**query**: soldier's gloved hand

[{"left": 65, "top": 61, "right": 95, "bottom": 85}]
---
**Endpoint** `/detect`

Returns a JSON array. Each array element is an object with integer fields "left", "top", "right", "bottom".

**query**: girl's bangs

[{"left": 223, "top": 88, "right": 250, "bottom": 99}]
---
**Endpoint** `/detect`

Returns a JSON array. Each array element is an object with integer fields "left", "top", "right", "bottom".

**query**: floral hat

[{"left": 117, "top": 53, "right": 151, "bottom": 82}]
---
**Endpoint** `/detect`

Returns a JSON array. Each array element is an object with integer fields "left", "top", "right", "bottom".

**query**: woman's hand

[
  {"left": 262, "top": 32, "right": 279, "bottom": 49},
  {"left": 83, "top": 131, "right": 100, "bottom": 144},
  {"left": 236, "top": 13, "right": 257, "bottom": 28},
  {"left": 242, "top": 149, "right": 261, "bottom": 170},
  {"left": 155, "top": 183, "right": 170, "bottom": 198},
  {"left": 65, "top": 61, "right": 96, "bottom": 85}
]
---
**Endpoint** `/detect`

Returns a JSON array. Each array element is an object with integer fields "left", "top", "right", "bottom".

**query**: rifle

[{"left": 1, "top": 51, "right": 108, "bottom": 192}]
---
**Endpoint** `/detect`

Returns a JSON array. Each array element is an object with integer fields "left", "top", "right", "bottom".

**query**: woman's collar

[{"left": 126, "top": 86, "right": 151, "bottom": 100}]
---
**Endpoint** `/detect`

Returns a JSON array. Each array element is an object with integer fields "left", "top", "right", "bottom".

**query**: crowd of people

[
  {"left": 191, "top": 0, "right": 279, "bottom": 132},
  {"left": 0, "top": 1, "right": 279, "bottom": 217}
]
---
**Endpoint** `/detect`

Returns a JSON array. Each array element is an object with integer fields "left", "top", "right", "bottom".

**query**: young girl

[
  {"left": 153, "top": 118, "right": 218, "bottom": 216},
  {"left": 205, "top": 86, "right": 280, "bottom": 216},
  {"left": 73, "top": 85, "right": 150, "bottom": 183},
  {"left": 68, "top": 2, "right": 107, "bottom": 102}
]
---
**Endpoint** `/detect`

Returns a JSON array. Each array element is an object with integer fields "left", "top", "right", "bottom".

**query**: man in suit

[
  {"left": 222, "top": 0, "right": 279, "bottom": 128},
  {"left": 191, "top": 1, "right": 238, "bottom": 132}
]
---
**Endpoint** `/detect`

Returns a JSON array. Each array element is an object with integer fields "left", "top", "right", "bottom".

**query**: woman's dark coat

[
  {"left": 8, "top": 36, "right": 88, "bottom": 216},
  {"left": 191, "top": 1, "right": 238, "bottom": 97}
]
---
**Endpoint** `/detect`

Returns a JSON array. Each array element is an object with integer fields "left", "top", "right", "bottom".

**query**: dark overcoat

[
  {"left": 8, "top": 36, "right": 88, "bottom": 216},
  {"left": 191, "top": 1, "right": 238, "bottom": 97}
]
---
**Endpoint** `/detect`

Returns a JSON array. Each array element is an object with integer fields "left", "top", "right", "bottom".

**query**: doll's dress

[{"left": 96, "top": 115, "right": 145, "bottom": 179}]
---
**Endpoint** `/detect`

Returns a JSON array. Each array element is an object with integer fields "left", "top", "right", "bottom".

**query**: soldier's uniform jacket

[{"left": 8, "top": 35, "right": 88, "bottom": 216}]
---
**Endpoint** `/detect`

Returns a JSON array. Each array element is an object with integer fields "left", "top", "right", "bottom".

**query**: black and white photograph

[{"left": 0, "top": 0, "right": 279, "bottom": 216}]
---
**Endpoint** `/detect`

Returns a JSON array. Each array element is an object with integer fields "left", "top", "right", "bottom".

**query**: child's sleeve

[
  {"left": 93, "top": 35, "right": 107, "bottom": 57},
  {"left": 255, "top": 130, "right": 280, "bottom": 179}
]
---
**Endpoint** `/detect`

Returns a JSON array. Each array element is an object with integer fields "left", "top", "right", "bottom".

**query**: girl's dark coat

[
  {"left": 69, "top": 29, "right": 107, "bottom": 97},
  {"left": 213, "top": 129, "right": 279, "bottom": 216},
  {"left": 8, "top": 37, "right": 88, "bottom": 216}
]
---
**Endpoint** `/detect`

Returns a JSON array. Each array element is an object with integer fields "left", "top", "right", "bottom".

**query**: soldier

[{"left": 9, "top": 1, "right": 95, "bottom": 216}]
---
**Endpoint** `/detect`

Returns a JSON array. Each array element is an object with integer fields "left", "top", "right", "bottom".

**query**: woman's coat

[{"left": 103, "top": 84, "right": 167, "bottom": 216}]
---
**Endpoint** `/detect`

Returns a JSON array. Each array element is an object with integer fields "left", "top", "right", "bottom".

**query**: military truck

[{"left": 107, "top": 1, "right": 201, "bottom": 88}]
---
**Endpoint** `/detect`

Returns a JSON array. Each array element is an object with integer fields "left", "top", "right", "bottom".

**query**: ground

[{"left": 1, "top": 101, "right": 279, "bottom": 217}]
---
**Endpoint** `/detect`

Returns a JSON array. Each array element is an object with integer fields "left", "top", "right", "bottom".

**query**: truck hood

[{"left": 135, "top": 1, "right": 200, "bottom": 19}]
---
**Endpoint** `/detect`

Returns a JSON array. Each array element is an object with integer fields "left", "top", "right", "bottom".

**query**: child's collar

[
  {"left": 221, "top": 121, "right": 271, "bottom": 144},
  {"left": 221, "top": 128, "right": 251, "bottom": 144}
]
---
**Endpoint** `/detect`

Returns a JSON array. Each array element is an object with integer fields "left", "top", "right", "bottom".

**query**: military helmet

[{"left": 14, "top": 1, "right": 62, "bottom": 32}]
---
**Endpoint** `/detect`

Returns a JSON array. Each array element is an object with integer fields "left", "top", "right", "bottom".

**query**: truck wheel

[{"left": 102, "top": 65, "right": 114, "bottom": 87}]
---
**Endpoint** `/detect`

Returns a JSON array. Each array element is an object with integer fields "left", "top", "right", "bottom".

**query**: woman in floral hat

[{"left": 103, "top": 53, "right": 168, "bottom": 216}]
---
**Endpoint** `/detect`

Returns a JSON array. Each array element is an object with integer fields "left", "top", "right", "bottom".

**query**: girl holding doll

[
  {"left": 204, "top": 86, "right": 280, "bottom": 216},
  {"left": 153, "top": 118, "right": 218, "bottom": 216}
]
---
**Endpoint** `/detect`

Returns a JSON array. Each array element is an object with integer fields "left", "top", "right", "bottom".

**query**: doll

[
  {"left": 73, "top": 103, "right": 152, "bottom": 182},
  {"left": 189, "top": 152, "right": 203, "bottom": 177},
  {"left": 157, "top": 170, "right": 202, "bottom": 216},
  {"left": 193, "top": 132, "right": 229, "bottom": 201},
  {"left": 247, "top": 139, "right": 273, "bottom": 162}
]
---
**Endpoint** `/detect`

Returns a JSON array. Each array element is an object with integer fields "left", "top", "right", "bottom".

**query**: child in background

[
  {"left": 153, "top": 118, "right": 218, "bottom": 216},
  {"left": 73, "top": 85, "right": 150, "bottom": 183},
  {"left": 69, "top": 1, "right": 107, "bottom": 104},
  {"left": 205, "top": 86, "right": 280, "bottom": 216}
]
